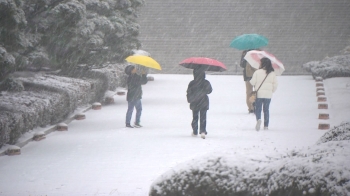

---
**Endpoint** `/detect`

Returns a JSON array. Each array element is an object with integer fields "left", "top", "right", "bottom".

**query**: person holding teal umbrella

[
  {"left": 240, "top": 49, "right": 258, "bottom": 113},
  {"left": 230, "top": 34, "right": 268, "bottom": 113}
]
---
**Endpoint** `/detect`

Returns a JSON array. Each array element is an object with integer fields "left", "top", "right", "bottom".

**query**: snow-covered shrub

[
  {"left": 50, "top": 1, "right": 86, "bottom": 25},
  {"left": 126, "top": 21, "right": 140, "bottom": 36},
  {"left": 86, "top": 34, "right": 105, "bottom": 48},
  {"left": 92, "top": 16, "right": 115, "bottom": 33},
  {"left": 302, "top": 55, "right": 350, "bottom": 79},
  {"left": 150, "top": 123, "right": 350, "bottom": 196},
  {"left": 0, "top": 78, "right": 24, "bottom": 92},
  {"left": 84, "top": 0, "right": 110, "bottom": 15},
  {"left": 316, "top": 121, "right": 350, "bottom": 144},
  {"left": 0, "top": 46, "right": 16, "bottom": 80},
  {"left": 0, "top": 73, "right": 101, "bottom": 146},
  {"left": 19, "top": 75, "right": 93, "bottom": 112},
  {"left": 0, "top": 88, "right": 59, "bottom": 146},
  {"left": 118, "top": 0, "right": 132, "bottom": 9},
  {"left": 0, "top": 60, "right": 126, "bottom": 146},
  {"left": 26, "top": 49, "right": 50, "bottom": 71}
]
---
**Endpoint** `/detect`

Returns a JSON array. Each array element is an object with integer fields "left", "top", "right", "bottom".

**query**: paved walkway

[{"left": 1, "top": 75, "right": 344, "bottom": 195}]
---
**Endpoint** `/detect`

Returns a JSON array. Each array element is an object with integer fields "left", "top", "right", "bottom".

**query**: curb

[{"left": 315, "top": 77, "right": 330, "bottom": 130}]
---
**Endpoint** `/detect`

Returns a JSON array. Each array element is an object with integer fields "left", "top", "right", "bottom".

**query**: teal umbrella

[{"left": 230, "top": 34, "right": 268, "bottom": 50}]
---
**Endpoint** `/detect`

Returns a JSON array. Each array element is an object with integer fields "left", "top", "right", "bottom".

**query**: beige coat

[{"left": 250, "top": 69, "right": 278, "bottom": 98}]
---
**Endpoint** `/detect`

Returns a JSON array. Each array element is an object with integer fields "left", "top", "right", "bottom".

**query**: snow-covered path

[{"left": 1, "top": 75, "right": 348, "bottom": 196}]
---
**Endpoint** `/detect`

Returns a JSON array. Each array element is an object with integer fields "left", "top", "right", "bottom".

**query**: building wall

[{"left": 137, "top": 0, "right": 350, "bottom": 74}]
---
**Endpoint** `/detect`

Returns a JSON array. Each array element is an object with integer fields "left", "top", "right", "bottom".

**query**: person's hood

[
  {"left": 193, "top": 69, "right": 205, "bottom": 81},
  {"left": 125, "top": 65, "right": 135, "bottom": 75}
]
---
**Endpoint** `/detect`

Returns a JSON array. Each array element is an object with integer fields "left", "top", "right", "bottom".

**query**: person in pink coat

[{"left": 250, "top": 58, "right": 278, "bottom": 131}]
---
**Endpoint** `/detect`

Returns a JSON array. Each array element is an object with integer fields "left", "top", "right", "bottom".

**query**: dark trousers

[{"left": 191, "top": 109, "right": 207, "bottom": 135}]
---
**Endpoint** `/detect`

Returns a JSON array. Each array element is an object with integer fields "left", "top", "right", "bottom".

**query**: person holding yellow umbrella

[{"left": 124, "top": 55, "right": 161, "bottom": 128}]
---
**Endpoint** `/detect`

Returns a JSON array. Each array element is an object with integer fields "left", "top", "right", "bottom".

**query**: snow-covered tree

[
  {"left": 74, "top": 0, "right": 144, "bottom": 70},
  {"left": 0, "top": 0, "right": 28, "bottom": 80},
  {"left": 0, "top": 0, "right": 144, "bottom": 82}
]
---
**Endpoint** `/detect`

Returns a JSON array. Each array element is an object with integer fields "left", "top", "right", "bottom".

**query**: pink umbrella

[
  {"left": 244, "top": 50, "right": 285, "bottom": 75},
  {"left": 179, "top": 57, "right": 227, "bottom": 72}
]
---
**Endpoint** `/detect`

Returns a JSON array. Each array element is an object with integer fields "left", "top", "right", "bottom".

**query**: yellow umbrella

[{"left": 125, "top": 55, "right": 161, "bottom": 70}]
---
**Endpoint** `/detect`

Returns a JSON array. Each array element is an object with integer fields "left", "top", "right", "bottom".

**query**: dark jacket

[
  {"left": 126, "top": 73, "right": 148, "bottom": 101},
  {"left": 186, "top": 70, "right": 212, "bottom": 110}
]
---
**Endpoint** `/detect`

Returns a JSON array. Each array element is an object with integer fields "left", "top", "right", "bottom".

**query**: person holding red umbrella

[{"left": 186, "top": 68, "right": 213, "bottom": 139}]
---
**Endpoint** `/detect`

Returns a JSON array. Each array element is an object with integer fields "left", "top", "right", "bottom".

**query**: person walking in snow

[
  {"left": 250, "top": 58, "right": 278, "bottom": 131},
  {"left": 186, "top": 68, "right": 213, "bottom": 139},
  {"left": 240, "top": 49, "right": 258, "bottom": 114},
  {"left": 124, "top": 65, "right": 148, "bottom": 128}
]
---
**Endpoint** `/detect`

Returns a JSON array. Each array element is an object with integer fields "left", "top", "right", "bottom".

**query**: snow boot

[
  {"left": 255, "top": 119, "right": 261, "bottom": 131},
  {"left": 134, "top": 123, "right": 142, "bottom": 128},
  {"left": 126, "top": 124, "right": 134, "bottom": 128},
  {"left": 200, "top": 132, "right": 206, "bottom": 139}
]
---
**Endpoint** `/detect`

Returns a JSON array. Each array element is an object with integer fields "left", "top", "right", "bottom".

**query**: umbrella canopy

[
  {"left": 230, "top": 34, "right": 268, "bottom": 50},
  {"left": 244, "top": 50, "right": 285, "bottom": 75},
  {"left": 179, "top": 57, "right": 227, "bottom": 72},
  {"left": 132, "top": 49, "right": 150, "bottom": 57},
  {"left": 125, "top": 55, "right": 161, "bottom": 70}
]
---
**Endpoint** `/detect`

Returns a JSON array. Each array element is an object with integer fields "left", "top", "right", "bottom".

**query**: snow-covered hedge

[
  {"left": 0, "top": 65, "right": 125, "bottom": 147},
  {"left": 149, "top": 122, "right": 350, "bottom": 196},
  {"left": 317, "top": 121, "right": 350, "bottom": 144},
  {"left": 302, "top": 55, "right": 350, "bottom": 79}
]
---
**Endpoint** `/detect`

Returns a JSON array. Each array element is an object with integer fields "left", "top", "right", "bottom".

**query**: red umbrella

[
  {"left": 179, "top": 57, "right": 227, "bottom": 72},
  {"left": 244, "top": 50, "right": 285, "bottom": 75}
]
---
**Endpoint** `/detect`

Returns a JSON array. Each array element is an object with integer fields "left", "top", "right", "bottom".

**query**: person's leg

[
  {"left": 262, "top": 99, "right": 271, "bottom": 128},
  {"left": 199, "top": 109, "right": 207, "bottom": 135},
  {"left": 134, "top": 99, "right": 142, "bottom": 125},
  {"left": 126, "top": 100, "right": 136, "bottom": 126},
  {"left": 245, "top": 81, "right": 254, "bottom": 112},
  {"left": 191, "top": 110, "right": 199, "bottom": 135},
  {"left": 255, "top": 98, "right": 263, "bottom": 121},
  {"left": 255, "top": 98, "right": 263, "bottom": 131}
]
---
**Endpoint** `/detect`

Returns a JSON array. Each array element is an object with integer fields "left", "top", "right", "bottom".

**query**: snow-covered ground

[{"left": 0, "top": 74, "right": 349, "bottom": 196}]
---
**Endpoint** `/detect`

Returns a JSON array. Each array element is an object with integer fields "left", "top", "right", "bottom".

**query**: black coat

[
  {"left": 126, "top": 73, "right": 148, "bottom": 101},
  {"left": 186, "top": 71, "right": 212, "bottom": 110}
]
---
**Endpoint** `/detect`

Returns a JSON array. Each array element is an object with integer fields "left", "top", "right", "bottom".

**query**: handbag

[
  {"left": 249, "top": 73, "right": 269, "bottom": 103},
  {"left": 249, "top": 91, "right": 257, "bottom": 103}
]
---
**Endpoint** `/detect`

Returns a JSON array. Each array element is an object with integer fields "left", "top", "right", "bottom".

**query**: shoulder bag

[{"left": 249, "top": 73, "right": 269, "bottom": 103}]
